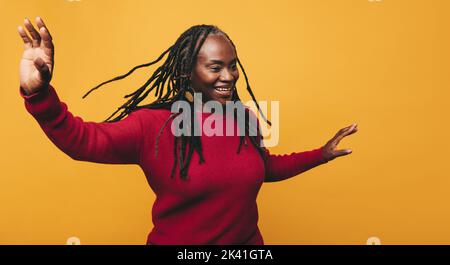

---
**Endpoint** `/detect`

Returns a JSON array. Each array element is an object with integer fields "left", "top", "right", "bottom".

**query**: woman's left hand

[{"left": 321, "top": 123, "right": 358, "bottom": 162}]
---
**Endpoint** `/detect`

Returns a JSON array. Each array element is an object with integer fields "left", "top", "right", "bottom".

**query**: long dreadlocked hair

[{"left": 82, "top": 24, "right": 271, "bottom": 180}]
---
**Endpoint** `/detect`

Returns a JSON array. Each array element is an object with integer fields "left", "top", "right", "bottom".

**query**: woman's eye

[{"left": 210, "top": 67, "right": 221, "bottom": 72}]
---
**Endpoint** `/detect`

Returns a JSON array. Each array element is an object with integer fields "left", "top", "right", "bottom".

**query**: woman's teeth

[{"left": 215, "top": 87, "right": 231, "bottom": 92}]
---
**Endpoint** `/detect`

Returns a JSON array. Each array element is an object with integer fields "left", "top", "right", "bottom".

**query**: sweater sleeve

[
  {"left": 20, "top": 84, "right": 144, "bottom": 165},
  {"left": 263, "top": 146, "right": 329, "bottom": 182},
  {"left": 244, "top": 107, "right": 329, "bottom": 182}
]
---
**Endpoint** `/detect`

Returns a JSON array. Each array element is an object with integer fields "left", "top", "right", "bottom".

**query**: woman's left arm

[{"left": 264, "top": 123, "right": 358, "bottom": 182}]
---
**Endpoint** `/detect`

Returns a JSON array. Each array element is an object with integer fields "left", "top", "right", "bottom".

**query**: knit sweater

[{"left": 20, "top": 84, "right": 329, "bottom": 245}]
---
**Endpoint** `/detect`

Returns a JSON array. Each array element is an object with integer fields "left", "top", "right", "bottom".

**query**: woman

[{"left": 17, "top": 17, "right": 358, "bottom": 245}]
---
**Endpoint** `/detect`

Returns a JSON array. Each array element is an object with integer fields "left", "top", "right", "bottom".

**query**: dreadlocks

[{"left": 82, "top": 24, "right": 271, "bottom": 180}]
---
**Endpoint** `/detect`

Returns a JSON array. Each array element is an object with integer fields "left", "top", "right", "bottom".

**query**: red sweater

[{"left": 20, "top": 84, "right": 329, "bottom": 245}]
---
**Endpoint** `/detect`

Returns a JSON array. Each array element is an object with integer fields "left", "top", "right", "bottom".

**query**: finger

[
  {"left": 339, "top": 124, "right": 358, "bottom": 139},
  {"left": 333, "top": 124, "right": 354, "bottom": 139},
  {"left": 34, "top": 57, "right": 51, "bottom": 82},
  {"left": 36, "top": 17, "right": 52, "bottom": 40},
  {"left": 331, "top": 123, "right": 356, "bottom": 143},
  {"left": 334, "top": 149, "right": 353, "bottom": 158},
  {"left": 17, "top": 26, "right": 32, "bottom": 49},
  {"left": 330, "top": 124, "right": 357, "bottom": 147},
  {"left": 346, "top": 124, "right": 358, "bottom": 136},
  {"left": 38, "top": 26, "right": 54, "bottom": 52},
  {"left": 24, "top": 17, "right": 41, "bottom": 47}
]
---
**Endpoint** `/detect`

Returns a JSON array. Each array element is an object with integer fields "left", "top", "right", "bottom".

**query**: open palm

[
  {"left": 18, "top": 17, "right": 54, "bottom": 94},
  {"left": 322, "top": 123, "right": 358, "bottom": 161}
]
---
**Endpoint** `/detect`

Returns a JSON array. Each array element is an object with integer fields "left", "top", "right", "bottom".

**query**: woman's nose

[{"left": 220, "top": 69, "right": 234, "bottom": 82}]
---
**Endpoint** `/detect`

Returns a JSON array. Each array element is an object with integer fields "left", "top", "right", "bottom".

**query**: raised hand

[
  {"left": 18, "top": 17, "right": 54, "bottom": 94},
  {"left": 321, "top": 123, "right": 358, "bottom": 161}
]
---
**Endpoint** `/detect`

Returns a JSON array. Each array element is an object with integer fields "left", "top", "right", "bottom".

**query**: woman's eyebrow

[{"left": 207, "top": 58, "right": 237, "bottom": 65}]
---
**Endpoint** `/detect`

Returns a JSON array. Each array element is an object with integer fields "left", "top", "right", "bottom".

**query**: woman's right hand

[{"left": 18, "top": 17, "right": 54, "bottom": 94}]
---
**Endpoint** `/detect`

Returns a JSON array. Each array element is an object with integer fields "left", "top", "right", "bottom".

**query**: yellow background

[{"left": 1, "top": 0, "right": 449, "bottom": 244}]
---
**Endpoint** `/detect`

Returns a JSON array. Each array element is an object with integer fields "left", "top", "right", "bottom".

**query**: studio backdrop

[{"left": 0, "top": 0, "right": 449, "bottom": 244}]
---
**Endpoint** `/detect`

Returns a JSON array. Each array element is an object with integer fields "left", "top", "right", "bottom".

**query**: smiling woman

[
  {"left": 190, "top": 34, "right": 239, "bottom": 105},
  {"left": 18, "top": 17, "right": 357, "bottom": 245}
]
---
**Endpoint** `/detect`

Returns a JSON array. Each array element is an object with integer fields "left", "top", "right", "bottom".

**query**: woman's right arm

[
  {"left": 18, "top": 17, "right": 145, "bottom": 165},
  {"left": 20, "top": 84, "right": 145, "bottom": 164}
]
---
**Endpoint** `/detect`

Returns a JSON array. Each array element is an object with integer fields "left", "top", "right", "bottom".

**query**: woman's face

[{"left": 190, "top": 34, "right": 239, "bottom": 105}]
